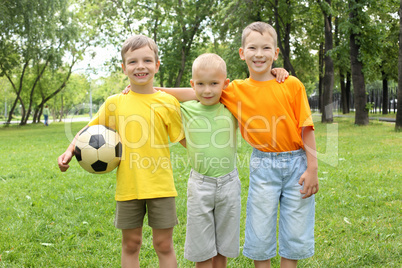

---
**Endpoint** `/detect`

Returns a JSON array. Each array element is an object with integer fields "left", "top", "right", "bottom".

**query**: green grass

[{"left": 0, "top": 118, "right": 401, "bottom": 267}]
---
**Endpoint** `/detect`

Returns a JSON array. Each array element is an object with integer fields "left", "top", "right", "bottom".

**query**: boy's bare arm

[
  {"left": 299, "top": 126, "right": 319, "bottom": 199},
  {"left": 155, "top": 87, "right": 196, "bottom": 102},
  {"left": 121, "top": 85, "right": 196, "bottom": 102},
  {"left": 57, "top": 125, "right": 89, "bottom": 172}
]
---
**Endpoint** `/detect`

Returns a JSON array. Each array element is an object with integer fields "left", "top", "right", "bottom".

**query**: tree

[
  {"left": 349, "top": 0, "right": 369, "bottom": 125},
  {"left": 0, "top": 0, "right": 93, "bottom": 125},
  {"left": 332, "top": 1, "right": 352, "bottom": 115},
  {"left": 396, "top": 0, "right": 402, "bottom": 131},
  {"left": 318, "top": 0, "right": 335, "bottom": 123}
]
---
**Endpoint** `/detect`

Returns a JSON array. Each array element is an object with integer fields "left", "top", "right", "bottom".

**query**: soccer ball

[{"left": 74, "top": 125, "right": 122, "bottom": 174}]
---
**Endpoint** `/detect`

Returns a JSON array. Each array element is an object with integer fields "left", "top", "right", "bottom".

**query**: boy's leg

[
  {"left": 254, "top": 260, "right": 271, "bottom": 268},
  {"left": 243, "top": 149, "right": 281, "bottom": 261},
  {"left": 278, "top": 150, "right": 314, "bottom": 261},
  {"left": 212, "top": 254, "right": 227, "bottom": 268},
  {"left": 280, "top": 258, "right": 297, "bottom": 268},
  {"left": 121, "top": 227, "right": 142, "bottom": 268},
  {"left": 196, "top": 259, "right": 212, "bottom": 268},
  {"left": 185, "top": 170, "right": 218, "bottom": 262},
  {"left": 214, "top": 169, "right": 241, "bottom": 260},
  {"left": 152, "top": 227, "right": 177, "bottom": 268},
  {"left": 147, "top": 197, "right": 178, "bottom": 267},
  {"left": 115, "top": 199, "right": 146, "bottom": 268},
  {"left": 194, "top": 254, "right": 226, "bottom": 268}
]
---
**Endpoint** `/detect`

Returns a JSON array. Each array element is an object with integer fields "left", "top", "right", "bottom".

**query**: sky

[{"left": 72, "top": 44, "right": 118, "bottom": 80}]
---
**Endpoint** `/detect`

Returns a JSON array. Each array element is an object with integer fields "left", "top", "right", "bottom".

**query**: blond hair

[
  {"left": 241, "top": 21, "right": 277, "bottom": 48},
  {"left": 121, "top": 35, "right": 159, "bottom": 64},
  {"left": 192, "top": 53, "right": 227, "bottom": 77}
]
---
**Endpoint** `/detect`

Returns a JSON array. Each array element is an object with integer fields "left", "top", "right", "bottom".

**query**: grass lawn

[{"left": 0, "top": 117, "right": 401, "bottom": 267}]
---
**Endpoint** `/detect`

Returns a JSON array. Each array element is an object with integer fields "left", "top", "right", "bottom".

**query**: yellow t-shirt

[
  {"left": 221, "top": 76, "right": 314, "bottom": 152},
  {"left": 88, "top": 90, "right": 185, "bottom": 201}
]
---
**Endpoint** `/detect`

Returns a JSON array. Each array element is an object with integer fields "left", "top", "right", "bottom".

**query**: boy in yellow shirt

[{"left": 58, "top": 35, "right": 185, "bottom": 268}]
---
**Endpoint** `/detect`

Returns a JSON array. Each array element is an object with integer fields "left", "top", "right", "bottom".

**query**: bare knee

[
  {"left": 153, "top": 238, "right": 173, "bottom": 254},
  {"left": 122, "top": 230, "right": 142, "bottom": 255}
]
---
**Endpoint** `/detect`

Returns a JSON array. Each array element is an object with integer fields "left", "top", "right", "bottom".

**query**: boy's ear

[
  {"left": 223, "top": 78, "right": 230, "bottom": 89},
  {"left": 190, "top": 79, "right": 195, "bottom": 89},
  {"left": 239, "top": 47, "right": 245, "bottom": 60},
  {"left": 121, "top": 63, "right": 126, "bottom": 74},
  {"left": 155, "top": 60, "right": 161, "bottom": 73},
  {"left": 274, "top": 47, "right": 280, "bottom": 60}
]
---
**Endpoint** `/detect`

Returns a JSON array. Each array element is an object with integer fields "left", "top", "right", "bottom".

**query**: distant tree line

[{"left": 1, "top": 0, "right": 401, "bottom": 129}]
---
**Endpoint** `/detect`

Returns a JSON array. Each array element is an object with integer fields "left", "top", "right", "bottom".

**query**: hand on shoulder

[{"left": 271, "top": 68, "right": 289, "bottom": 83}]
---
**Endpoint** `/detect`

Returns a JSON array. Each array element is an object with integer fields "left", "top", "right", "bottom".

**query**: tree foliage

[
  {"left": 0, "top": 0, "right": 399, "bottom": 125},
  {"left": 0, "top": 0, "right": 99, "bottom": 124}
]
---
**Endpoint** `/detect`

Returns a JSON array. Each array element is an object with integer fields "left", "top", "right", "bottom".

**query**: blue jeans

[
  {"left": 243, "top": 148, "right": 315, "bottom": 261},
  {"left": 44, "top": 115, "right": 48, "bottom": 126}
]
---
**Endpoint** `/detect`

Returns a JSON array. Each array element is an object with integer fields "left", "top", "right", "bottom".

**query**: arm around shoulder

[{"left": 155, "top": 87, "right": 197, "bottom": 102}]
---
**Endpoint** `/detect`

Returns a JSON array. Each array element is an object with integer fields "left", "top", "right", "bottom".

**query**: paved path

[
  {"left": 1, "top": 117, "right": 91, "bottom": 125},
  {"left": 312, "top": 114, "right": 396, "bottom": 123}
]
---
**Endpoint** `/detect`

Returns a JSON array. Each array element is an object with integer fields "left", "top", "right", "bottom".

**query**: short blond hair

[
  {"left": 121, "top": 35, "right": 159, "bottom": 64},
  {"left": 192, "top": 53, "right": 227, "bottom": 77},
  {"left": 241, "top": 21, "right": 277, "bottom": 48}
]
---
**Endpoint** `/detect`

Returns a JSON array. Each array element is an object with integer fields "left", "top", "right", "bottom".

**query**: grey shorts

[
  {"left": 185, "top": 169, "right": 241, "bottom": 262},
  {"left": 114, "top": 197, "right": 178, "bottom": 230}
]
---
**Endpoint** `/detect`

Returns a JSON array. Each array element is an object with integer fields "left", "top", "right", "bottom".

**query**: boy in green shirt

[{"left": 180, "top": 53, "right": 240, "bottom": 267}]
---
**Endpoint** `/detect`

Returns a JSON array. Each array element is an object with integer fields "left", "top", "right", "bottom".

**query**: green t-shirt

[
  {"left": 180, "top": 100, "right": 237, "bottom": 177},
  {"left": 43, "top": 107, "right": 49, "bottom": 116}
]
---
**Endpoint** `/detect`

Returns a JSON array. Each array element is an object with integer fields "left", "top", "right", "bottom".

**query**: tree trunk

[
  {"left": 318, "top": 42, "right": 324, "bottom": 113},
  {"left": 274, "top": 0, "right": 297, "bottom": 76},
  {"left": 340, "top": 72, "right": 348, "bottom": 114},
  {"left": 335, "top": 16, "right": 349, "bottom": 114},
  {"left": 3, "top": 61, "right": 29, "bottom": 124},
  {"left": 19, "top": 98, "right": 26, "bottom": 126},
  {"left": 175, "top": 48, "right": 186, "bottom": 87},
  {"left": 396, "top": 0, "right": 402, "bottom": 130},
  {"left": 322, "top": 0, "right": 334, "bottom": 123},
  {"left": 346, "top": 72, "right": 351, "bottom": 113},
  {"left": 382, "top": 72, "right": 389, "bottom": 115},
  {"left": 349, "top": 0, "right": 369, "bottom": 125},
  {"left": 22, "top": 60, "right": 50, "bottom": 125}
]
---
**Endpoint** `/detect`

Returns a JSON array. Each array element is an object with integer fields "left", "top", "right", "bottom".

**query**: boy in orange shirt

[{"left": 220, "top": 22, "right": 318, "bottom": 268}]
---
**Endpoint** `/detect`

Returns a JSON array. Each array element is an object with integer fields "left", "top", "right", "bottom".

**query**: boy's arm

[
  {"left": 121, "top": 85, "right": 196, "bottom": 102},
  {"left": 57, "top": 125, "right": 89, "bottom": 172},
  {"left": 155, "top": 87, "right": 196, "bottom": 102},
  {"left": 299, "top": 126, "right": 319, "bottom": 199}
]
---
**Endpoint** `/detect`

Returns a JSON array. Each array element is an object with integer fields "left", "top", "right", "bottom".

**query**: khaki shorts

[
  {"left": 114, "top": 197, "right": 178, "bottom": 230},
  {"left": 185, "top": 169, "right": 241, "bottom": 262}
]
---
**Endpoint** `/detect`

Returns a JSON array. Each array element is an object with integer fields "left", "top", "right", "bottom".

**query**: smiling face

[
  {"left": 239, "top": 30, "right": 279, "bottom": 81},
  {"left": 190, "top": 67, "right": 229, "bottom": 106},
  {"left": 122, "top": 45, "right": 160, "bottom": 93}
]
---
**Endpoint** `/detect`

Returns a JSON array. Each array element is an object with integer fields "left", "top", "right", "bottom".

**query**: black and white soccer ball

[{"left": 74, "top": 125, "right": 122, "bottom": 174}]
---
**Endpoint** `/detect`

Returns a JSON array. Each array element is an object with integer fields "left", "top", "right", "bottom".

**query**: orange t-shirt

[{"left": 221, "top": 76, "right": 314, "bottom": 152}]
